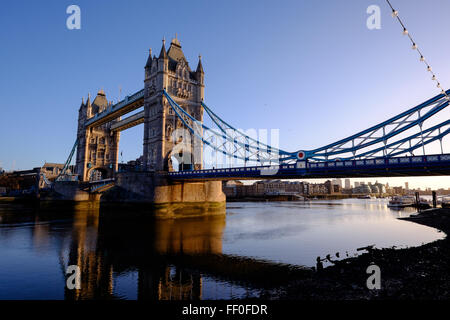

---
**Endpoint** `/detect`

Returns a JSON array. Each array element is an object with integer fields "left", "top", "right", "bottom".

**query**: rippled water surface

[{"left": 0, "top": 199, "right": 444, "bottom": 299}]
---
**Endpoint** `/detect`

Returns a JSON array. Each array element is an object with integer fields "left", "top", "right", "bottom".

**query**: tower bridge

[
  {"left": 76, "top": 37, "right": 205, "bottom": 182},
  {"left": 52, "top": 36, "right": 450, "bottom": 215}
]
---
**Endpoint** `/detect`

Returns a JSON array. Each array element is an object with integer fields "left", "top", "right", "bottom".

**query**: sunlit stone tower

[
  {"left": 75, "top": 90, "right": 120, "bottom": 181},
  {"left": 143, "top": 36, "right": 205, "bottom": 171}
]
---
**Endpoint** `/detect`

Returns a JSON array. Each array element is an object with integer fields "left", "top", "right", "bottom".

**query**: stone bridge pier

[{"left": 102, "top": 171, "right": 225, "bottom": 218}]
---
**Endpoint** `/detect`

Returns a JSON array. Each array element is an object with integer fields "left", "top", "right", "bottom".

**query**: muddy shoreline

[{"left": 271, "top": 208, "right": 450, "bottom": 299}]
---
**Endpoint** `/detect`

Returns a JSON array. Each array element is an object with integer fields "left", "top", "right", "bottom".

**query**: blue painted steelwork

[
  {"left": 201, "top": 101, "right": 293, "bottom": 158},
  {"left": 164, "top": 90, "right": 296, "bottom": 166},
  {"left": 55, "top": 138, "right": 78, "bottom": 182},
  {"left": 88, "top": 178, "right": 115, "bottom": 193},
  {"left": 169, "top": 153, "right": 450, "bottom": 180},
  {"left": 40, "top": 172, "right": 52, "bottom": 187},
  {"left": 84, "top": 89, "right": 145, "bottom": 127},
  {"left": 305, "top": 89, "right": 450, "bottom": 161},
  {"left": 350, "top": 119, "right": 450, "bottom": 159},
  {"left": 165, "top": 89, "right": 450, "bottom": 168}
]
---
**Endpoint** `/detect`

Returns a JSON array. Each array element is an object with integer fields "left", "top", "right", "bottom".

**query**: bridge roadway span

[
  {"left": 84, "top": 89, "right": 144, "bottom": 129},
  {"left": 168, "top": 153, "right": 450, "bottom": 181}
]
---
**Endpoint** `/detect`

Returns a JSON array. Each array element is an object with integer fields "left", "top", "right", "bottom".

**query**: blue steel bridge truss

[
  {"left": 163, "top": 89, "right": 450, "bottom": 179},
  {"left": 163, "top": 91, "right": 294, "bottom": 166},
  {"left": 58, "top": 88, "right": 450, "bottom": 180},
  {"left": 164, "top": 89, "right": 450, "bottom": 163},
  {"left": 168, "top": 153, "right": 450, "bottom": 180}
]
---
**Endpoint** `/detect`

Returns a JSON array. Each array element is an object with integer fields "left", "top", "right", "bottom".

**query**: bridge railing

[
  {"left": 88, "top": 178, "right": 115, "bottom": 193},
  {"left": 85, "top": 88, "right": 145, "bottom": 127},
  {"left": 168, "top": 153, "right": 450, "bottom": 179}
]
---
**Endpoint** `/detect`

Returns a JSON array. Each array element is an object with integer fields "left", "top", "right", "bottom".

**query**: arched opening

[{"left": 170, "top": 150, "right": 193, "bottom": 171}]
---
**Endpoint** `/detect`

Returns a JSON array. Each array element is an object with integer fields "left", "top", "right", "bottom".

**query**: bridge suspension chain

[
  {"left": 305, "top": 87, "right": 450, "bottom": 161},
  {"left": 54, "top": 138, "right": 78, "bottom": 182},
  {"left": 163, "top": 91, "right": 295, "bottom": 167},
  {"left": 201, "top": 101, "right": 291, "bottom": 157},
  {"left": 165, "top": 86, "right": 450, "bottom": 165}
]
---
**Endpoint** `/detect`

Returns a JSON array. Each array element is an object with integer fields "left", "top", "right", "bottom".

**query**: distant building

[
  {"left": 352, "top": 181, "right": 385, "bottom": 195},
  {"left": 405, "top": 182, "right": 409, "bottom": 191},
  {"left": 222, "top": 180, "right": 244, "bottom": 197},
  {"left": 325, "top": 180, "right": 342, "bottom": 194},
  {"left": 331, "top": 178, "right": 342, "bottom": 188},
  {"left": 369, "top": 184, "right": 379, "bottom": 194},
  {"left": 222, "top": 179, "right": 337, "bottom": 198},
  {"left": 118, "top": 155, "right": 144, "bottom": 173},
  {"left": 0, "top": 169, "right": 40, "bottom": 194},
  {"left": 308, "top": 182, "right": 329, "bottom": 195},
  {"left": 36, "top": 162, "right": 76, "bottom": 187},
  {"left": 344, "top": 179, "right": 351, "bottom": 189},
  {"left": 374, "top": 182, "right": 386, "bottom": 194},
  {"left": 393, "top": 186, "right": 404, "bottom": 195},
  {"left": 40, "top": 163, "right": 65, "bottom": 179},
  {"left": 353, "top": 183, "right": 371, "bottom": 195}
]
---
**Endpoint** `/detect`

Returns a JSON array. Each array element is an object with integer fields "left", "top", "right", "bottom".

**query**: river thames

[{"left": 0, "top": 199, "right": 444, "bottom": 300}]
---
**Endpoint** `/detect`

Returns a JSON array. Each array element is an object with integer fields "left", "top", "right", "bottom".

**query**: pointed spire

[
  {"left": 145, "top": 48, "right": 153, "bottom": 68},
  {"left": 171, "top": 33, "right": 181, "bottom": 47},
  {"left": 79, "top": 96, "right": 85, "bottom": 111},
  {"left": 159, "top": 37, "right": 167, "bottom": 59},
  {"left": 86, "top": 93, "right": 91, "bottom": 106},
  {"left": 196, "top": 54, "right": 204, "bottom": 74}
]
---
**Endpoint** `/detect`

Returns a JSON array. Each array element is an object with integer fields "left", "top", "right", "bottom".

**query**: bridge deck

[
  {"left": 85, "top": 89, "right": 144, "bottom": 128},
  {"left": 110, "top": 111, "right": 144, "bottom": 132},
  {"left": 168, "top": 154, "right": 450, "bottom": 180}
]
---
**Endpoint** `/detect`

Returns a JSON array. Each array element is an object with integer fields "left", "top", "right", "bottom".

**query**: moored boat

[
  {"left": 387, "top": 195, "right": 415, "bottom": 208},
  {"left": 416, "top": 197, "right": 431, "bottom": 209},
  {"left": 357, "top": 195, "right": 376, "bottom": 199},
  {"left": 441, "top": 196, "right": 450, "bottom": 208}
]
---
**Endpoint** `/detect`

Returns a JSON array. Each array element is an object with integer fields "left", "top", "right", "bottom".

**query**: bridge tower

[
  {"left": 143, "top": 36, "right": 205, "bottom": 172},
  {"left": 75, "top": 90, "right": 120, "bottom": 181}
]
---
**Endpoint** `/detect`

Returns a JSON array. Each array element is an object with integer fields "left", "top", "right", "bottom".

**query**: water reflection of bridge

[{"left": 31, "top": 203, "right": 309, "bottom": 300}]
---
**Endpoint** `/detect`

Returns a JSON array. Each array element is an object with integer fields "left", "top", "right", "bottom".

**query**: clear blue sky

[{"left": 1, "top": 0, "right": 450, "bottom": 189}]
